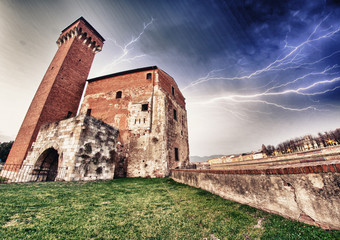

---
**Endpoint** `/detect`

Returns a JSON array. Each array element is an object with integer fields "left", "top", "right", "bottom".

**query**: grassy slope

[{"left": 0, "top": 178, "right": 339, "bottom": 239}]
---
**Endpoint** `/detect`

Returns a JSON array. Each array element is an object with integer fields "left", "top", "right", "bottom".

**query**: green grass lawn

[{"left": 0, "top": 178, "right": 338, "bottom": 239}]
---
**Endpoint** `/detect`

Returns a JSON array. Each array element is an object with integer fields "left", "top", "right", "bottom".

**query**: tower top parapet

[{"left": 56, "top": 17, "right": 105, "bottom": 53}]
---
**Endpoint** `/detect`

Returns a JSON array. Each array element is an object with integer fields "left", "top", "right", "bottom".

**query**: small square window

[
  {"left": 116, "top": 91, "right": 122, "bottom": 99},
  {"left": 86, "top": 109, "right": 92, "bottom": 116},
  {"left": 142, "top": 104, "right": 148, "bottom": 111},
  {"left": 175, "top": 147, "right": 179, "bottom": 161},
  {"left": 173, "top": 109, "right": 177, "bottom": 120},
  {"left": 146, "top": 73, "right": 152, "bottom": 79},
  {"left": 66, "top": 111, "right": 72, "bottom": 118}
]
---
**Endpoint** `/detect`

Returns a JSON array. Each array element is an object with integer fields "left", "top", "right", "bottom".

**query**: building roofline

[
  {"left": 87, "top": 66, "right": 158, "bottom": 82},
  {"left": 62, "top": 16, "right": 105, "bottom": 42}
]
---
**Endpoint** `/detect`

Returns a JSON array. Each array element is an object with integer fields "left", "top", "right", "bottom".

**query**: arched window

[
  {"left": 116, "top": 91, "right": 122, "bottom": 99},
  {"left": 146, "top": 73, "right": 152, "bottom": 80}
]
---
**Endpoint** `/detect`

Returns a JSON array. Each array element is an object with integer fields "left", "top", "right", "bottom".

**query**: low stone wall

[{"left": 171, "top": 161, "right": 340, "bottom": 230}]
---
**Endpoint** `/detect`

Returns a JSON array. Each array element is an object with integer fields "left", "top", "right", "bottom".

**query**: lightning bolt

[
  {"left": 185, "top": 14, "right": 340, "bottom": 119},
  {"left": 183, "top": 16, "right": 340, "bottom": 90},
  {"left": 101, "top": 18, "right": 154, "bottom": 73}
]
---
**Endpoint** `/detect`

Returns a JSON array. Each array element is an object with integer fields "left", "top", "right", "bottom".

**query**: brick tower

[{"left": 6, "top": 17, "right": 105, "bottom": 168}]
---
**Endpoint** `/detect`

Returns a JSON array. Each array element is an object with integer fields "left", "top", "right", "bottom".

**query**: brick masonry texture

[
  {"left": 172, "top": 161, "right": 340, "bottom": 175},
  {"left": 6, "top": 17, "right": 104, "bottom": 167},
  {"left": 81, "top": 67, "right": 189, "bottom": 177},
  {"left": 6, "top": 17, "right": 189, "bottom": 179}
]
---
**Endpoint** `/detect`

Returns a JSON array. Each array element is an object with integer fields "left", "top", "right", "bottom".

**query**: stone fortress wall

[
  {"left": 20, "top": 115, "right": 119, "bottom": 181},
  {"left": 4, "top": 17, "right": 189, "bottom": 180},
  {"left": 80, "top": 67, "right": 189, "bottom": 178},
  {"left": 171, "top": 159, "right": 340, "bottom": 230}
]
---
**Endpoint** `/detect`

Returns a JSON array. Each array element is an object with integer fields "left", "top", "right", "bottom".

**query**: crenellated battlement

[
  {"left": 6, "top": 17, "right": 105, "bottom": 167},
  {"left": 56, "top": 17, "right": 104, "bottom": 53},
  {"left": 56, "top": 26, "right": 103, "bottom": 53}
]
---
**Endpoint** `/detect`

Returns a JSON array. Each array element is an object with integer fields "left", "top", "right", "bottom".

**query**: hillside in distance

[{"left": 190, "top": 155, "right": 223, "bottom": 163}]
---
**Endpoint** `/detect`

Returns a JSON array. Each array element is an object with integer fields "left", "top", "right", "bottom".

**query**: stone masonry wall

[
  {"left": 21, "top": 115, "right": 119, "bottom": 181},
  {"left": 171, "top": 163, "right": 340, "bottom": 230},
  {"left": 80, "top": 67, "right": 189, "bottom": 177},
  {"left": 156, "top": 71, "right": 189, "bottom": 170}
]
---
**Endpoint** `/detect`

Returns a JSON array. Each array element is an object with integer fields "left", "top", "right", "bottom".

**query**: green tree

[{"left": 0, "top": 141, "right": 13, "bottom": 162}]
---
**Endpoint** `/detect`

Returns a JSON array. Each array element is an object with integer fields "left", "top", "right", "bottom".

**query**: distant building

[{"left": 252, "top": 152, "right": 267, "bottom": 160}]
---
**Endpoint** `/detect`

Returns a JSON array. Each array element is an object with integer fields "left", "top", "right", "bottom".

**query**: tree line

[
  {"left": 0, "top": 141, "right": 13, "bottom": 163},
  {"left": 262, "top": 128, "right": 340, "bottom": 156}
]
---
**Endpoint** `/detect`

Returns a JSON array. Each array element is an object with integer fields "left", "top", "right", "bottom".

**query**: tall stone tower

[{"left": 6, "top": 17, "right": 104, "bottom": 167}]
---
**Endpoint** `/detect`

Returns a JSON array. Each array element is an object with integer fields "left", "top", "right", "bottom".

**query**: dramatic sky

[{"left": 1, "top": 0, "right": 340, "bottom": 156}]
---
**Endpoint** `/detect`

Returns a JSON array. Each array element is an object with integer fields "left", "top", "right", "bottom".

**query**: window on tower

[
  {"left": 116, "top": 91, "right": 122, "bottom": 99},
  {"left": 146, "top": 73, "right": 152, "bottom": 79},
  {"left": 175, "top": 147, "right": 179, "bottom": 161},
  {"left": 66, "top": 111, "right": 72, "bottom": 118}
]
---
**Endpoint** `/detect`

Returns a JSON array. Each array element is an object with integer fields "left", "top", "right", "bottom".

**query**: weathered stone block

[{"left": 20, "top": 115, "right": 119, "bottom": 181}]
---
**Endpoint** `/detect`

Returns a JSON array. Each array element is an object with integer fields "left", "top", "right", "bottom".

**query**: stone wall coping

[{"left": 171, "top": 160, "right": 340, "bottom": 175}]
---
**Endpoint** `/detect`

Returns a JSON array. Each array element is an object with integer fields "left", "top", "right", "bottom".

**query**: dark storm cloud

[
  {"left": 134, "top": 0, "right": 340, "bottom": 78},
  {"left": 136, "top": 1, "right": 251, "bottom": 66},
  {"left": 1, "top": 0, "right": 340, "bottom": 156}
]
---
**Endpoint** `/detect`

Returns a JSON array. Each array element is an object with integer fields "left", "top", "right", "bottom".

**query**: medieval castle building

[{"left": 4, "top": 17, "right": 189, "bottom": 181}]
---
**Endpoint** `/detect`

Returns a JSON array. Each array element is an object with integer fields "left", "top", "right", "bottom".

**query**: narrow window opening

[
  {"left": 172, "top": 86, "right": 175, "bottom": 96},
  {"left": 143, "top": 118, "right": 146, "bottom": 123},
  {"left": 139, "top": 119, "right": 141, "bottom": 124},
  {"left": 146, "top": 73, "right": 152, "bottom": 80},
  {"left": 116, "top": 91, "right": 122, "bottom": 99},
  {"left": 66, "top": 111, "right": 72, "bottom": 118},
  {"left": 175, "top": 147, "right": 179, "bottom": 161},
  {"left": 86, "top": 109, "right": 92, "bottom": 116},
  {"left": 173, "top": 109, "right": 177, "bottom": 121},
  {"left": 142, "top": 104, "right": 148, "bottom": 111},
  {"left": 135, "top": 119, "right": 137, "bottom": 124}
]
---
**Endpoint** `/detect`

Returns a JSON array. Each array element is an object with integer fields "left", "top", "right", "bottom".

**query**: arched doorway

[{"left": 34, "top": 148, "right": 59, "bottom": 181}]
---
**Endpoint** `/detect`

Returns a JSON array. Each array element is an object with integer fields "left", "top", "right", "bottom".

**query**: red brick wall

[
  {"left": 82, "top": 69, "right": 155, "bottom": 143},
  {"left": 157, "top": 69, "right": 186, "bottom": 108},
  {"left": 6, "top": 18, "right": 103, "bottom": 167},
  {"left": 81, "top": 68, "right": 189, "bottom": 176}
]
